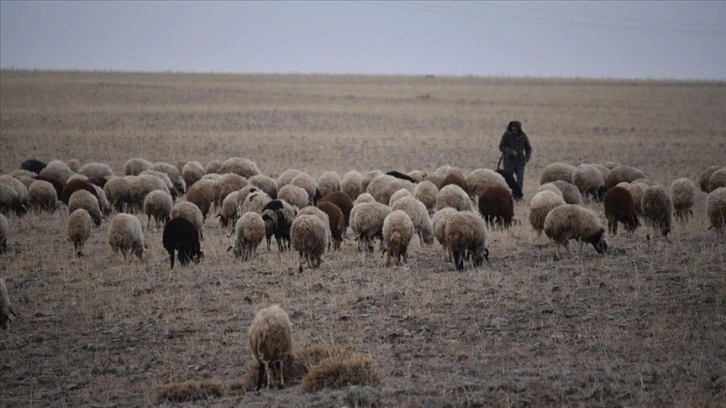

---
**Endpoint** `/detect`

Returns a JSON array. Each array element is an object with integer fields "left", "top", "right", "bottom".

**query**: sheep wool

[
  {"left": 706, "top": 187, "right": 726, "bottom": 234},
  {"left": 248, "top": 305, "right": 293, "bottom": 390},
  {"left": 317, "top": 171, "right": 342, "bottom": 199},
  {"left": 603, "top": 186, "right": 639, "bottom": 235},
  {"left": 466, "top": 168, "right": 508, "bottom": 199},
  {"left": 544, "top": 204, "right": 608, "bottom": 259},
  {"left": 709, "top": 168, "right": 726, "bottom": 192},
  {"left": 391, "top": 196, "right": 434, "bottom": 245},
  {"left": 341, "top": 171, "right": 364, "bottom": 201},
  {"left": 432, "top": 207, "right": 457, "bottom": 262},
  {"left": 231, "top": 212, "right": 266, "bottom": 261},
  {"left": 28, "top": 180, "right": 58, "bottom": 212},
  {"left": 67, "top": 208, "right": 93, "bottom": 256},
  {"left": 529, "top": 190, "right": 566, "bottom": 237},
  {"left": 108, "top": 213, "right": 145, "bottom": 261},
  {"left": 478, "top": 184, "right": 515, "bottom": 229},
  {"left": 413, "top": 180, "right": 439, "bottom": 214},
  {"left": 351, "top": 201, "right": 391, "bottom": 252},
  {"left": 641, "top": 185, "right": 673, "bottom": 238},
  {"left": 444, "top": 211, "right": 489, "bottom": 271},
  {"left": 318, "top": 191, "right": 354, "bottom": 229},
  {"left": 249, "top": 174, "right": 278, "bottom": 200},
  {"left": 185, "top": 179, "right": 216, "bottom": 220},
  {"left": 291, "top": 214, "right": 329, "bottom": 272},
  {"left": 572, "top": 164, "right": 605, "bottom": 201},
  {"left": 78, "top": 162, "right": 114, "bottom": 180},
  {"left": 606, "top": 165, "right": 646, "bottom": 189},
  {"left": 698, "top": 165, "right": 723, "bottom": 192},
  {"left": 540, "top": 162, "right": 577, "bottom": 185},
  {"left": 670, "top": 178, "right": 696, "bottom": 222},
  {"left": 436, "top": 184, "right": 473, "bottom": 212},
  {"left": 68, "top": 189, "right": 102, "bottom": 227},
  {"left": 382, "top": 210, "right": 415, "bottom": 266},
  {"left": 278, "top": 184, "right": 310, "bottom": 209},
  {"left": 143, "top": 190, "right": 174, "bottom": 230},
  {"left": 124, "top": 157, "right": 152, "bottom": 176},
  {"left": 551, "top": 180, "right": 584, "bottom": 205},
  {"left": 181, "top": 161, "right": 205, "bottom": 188},
  {"left": 171, "top": 201, "right": 205, "bottom": 241}
]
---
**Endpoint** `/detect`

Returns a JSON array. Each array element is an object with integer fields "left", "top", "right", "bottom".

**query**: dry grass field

[{"left": 1, "top": 70, "right": 725, "bottom": 407}]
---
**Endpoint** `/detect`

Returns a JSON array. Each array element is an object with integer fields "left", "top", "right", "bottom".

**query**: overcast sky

[{"left": 1, "top": 1, "right": 725, "bottom": 80}]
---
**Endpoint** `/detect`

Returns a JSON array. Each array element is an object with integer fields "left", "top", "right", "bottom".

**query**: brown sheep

[
  {"left": 317, "top": 201, "right": 345, "bottom": 250},
  {"left": 603, "top": 186, "right": 640, "bottom": 235},
  {"left": 61, "top": 179, "right": 99, "bottom": 205},
  {"left": 477, "top": 184, "right": 514, "bottom": 229},
  {"left": 318, "top": 191, "right": 354, "bottom": 229}
]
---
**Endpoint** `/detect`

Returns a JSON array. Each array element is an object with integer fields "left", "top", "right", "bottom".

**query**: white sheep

[
  {"left": 354, "top": 192, "right": 376, "bottom": 205},
  {"left": 529, "top": 190, "right": 567, "bottom": 237},
  {"left": 709, "top": 168, "right": 726, "bottom": 192},
  {"left": 108, "top": 213, "right": 145, "bottom": 261},
  {"left": 391, "top": 196, "right": 434, "bottom": 245},
  {"left": 151, "top": 162, "right": 187, "bottom": 194},
  {"left": 670, "top": 178, "right": 696, "bottom": 223},
  {"left": 536, "top": 183, "right": 564, "bottom": 198},
  {"left": 435, "top": 184, "right": 473, "bottom": 212},
  {"left": 238, "top": 191, "right": 273, "bottom": 217},
  {"left": 706, "top": 187, "right": 726, "bottom": 234},
  {"left": 388, "top": 188, "right": 413, "bottom": 206},
  {"left": 78, "top": 162, "right": 114, "bottom": 180},
  {"left": 68, "top": 189, "right": 102, "bottom": 226},
  {"left": 408, "top": 170, "right": 427, "bottom": 183},
  {"left": 382, "top": 210, "right": 415, "bottom": 266},
  {"left": 432, "top": 207, "right": 457, "bottom": 262},
  {"left": 277, "top": 184, "right": 309, "bottom": 209},
  {"left": 275, "top": 169, "right": 302, "bottom": 191},
  {"left": 317, "top": 171, "right": 342, "bottom": 198},
  {"left": 248, "top": 305, "right": 293, "bottom": 390},
  {"left": 104, "top": 176, "right": 132, "bottom": 213},
  {"left": 550, "top": 180, "right": 584, "bottom": 205},
  {"left": 444, "top": 211, "right": 489, "bottom": 271},
  {"left": 544, "top": 204, "right": 608, "bottom": 259},
  {"left": 698, "top": 165, "right": 723, "bottom": 192},
  {"left": 341, "top": 170, "right": 363, "bottom": 201},
  {"left": 28, "top": 180, "right": 58, "bottom": 212},
  {"left": 221, "top": 157, "right": 260, "bottom": 179},
  {"left": 1, "top": 278, "right": 17, "bottom": 330},
  {"left": 39, "top": 163, "right": 73, "bottom": 184},
  {"left": 606, "top": 165, "right": 646, "bottom": 189},
  {"left": 205, "top": 159, "right": 223, "bottom": 174},
  {"left": 171, "top": 201, "right": 205, "bottom": 240},
  {"left": 466, "top": 168, "right": 508, "bottom": 199},
  {"left": 249, "top": 174, "right": 278, "bottom": 200},
  {"left": 67, "top": 208, "right": 93, "bottom": 257},
  {"left": 124, "top": 157, "right": 152, "bottom": 176},
  {"left": 351, "top": 201, "right": 391, "bottom": 252},
  {"left": 230, "top": 212, "right": 266, "bottom": 261},
  {"left": 540, "top": 162, "right": 577, "bottom": 185},
  {"left": 143, "top": 190, "right": 174, "bottom": 230},
  {"left": 297, "top": 206, "right": 332, "bottom": 247},
  {"left": 361, "top": 170, "right": 384, "bottom": 193},
  {"left": 367, "top": 175, "right": 414, "bottom": 205},
  {"left": 182, "top": 161, "right": 205, "bottom": 188},
  {"left": 571, "top": 164, "right": 605, "bottom": 201},
  {"left": 413, "top": 180, "right": 438, "bottom": 214},
  {"left": 641, "top": 185, "right": 673, "bottom": 239},
  {"left": 291, "top": 173, "right": 320, "bottom": 205},
  {"left": 291, "top": 214, "right": 329, "bottom": 272}
]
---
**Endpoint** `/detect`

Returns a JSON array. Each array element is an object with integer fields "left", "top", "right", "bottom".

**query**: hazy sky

[{"left": 2, "top": 1, "right": 725, "bottom": 80}]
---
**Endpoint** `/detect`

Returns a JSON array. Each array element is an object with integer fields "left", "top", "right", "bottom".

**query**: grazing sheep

[
  {"left": 698, "top": 165, "right": 724, "bottom": 192},
  {"left": 620, "top": 182, "right": 649, "bottom": 217},
  {"left": 275, "top": 169, "right": 302, "bottom": 191},
  {"left": 0, "top": 175, "right": 29, "bottom": 212},
  {"left": 529, "top": 190, "right": 567, "bottom": 237},
  {"left": 341, "top": 171, "right": 363, "bottom": 201},
  {"left": 261, "top": 199, "right": 297, "bottom": 252},
  {"left": 124, "top": 157, "right": 152, "bottom": 176},
  {"left": 466, "top": 168, "right": 509, "bottom": 199},
  {"left": 28, "top": 180, "right": 58, "bottom": 212},
  {"left": 0, "top": 183, "right": 26, "bottom": 216},
  {"left": 317, "top": 201, "right": 345, "bottom": 250},
  {"left": 540, "top": 162, "right": 577, "bottom": 185},
  {"left": 361, "top": 170, "right": 384, "bottom": 193},
  {"left": 408, "top": 170, "right": 427, "bottom": 183},
  {"left": 603, "top": 186, "right": 640, "bottom": 235},
  {"left": 670, "top": 178, "right": 696, "bottom": 222},
  {"left": 181, "top": 161, "right": 205, "bottom": 188},
  {"left": 239, "top": 191, "right": 273, "bottom": 217},
  {"left": 317, "top": 171, "right": 342, "bottom": 198},
  {"left": 551, "top": 180, "right": 584, "bottom": 205},
  {"left": 141, "top": 169, "right": 177, "bottom": 198},
  {"left": 641, "top": 185, "right": 673, "bottom": 239},
  {"left": 205, "top": 160, "right": 223, "bottom": 174},
  {"left": 367, "top": 175, "right": 414, "bottom": 205},
  {"left": 439, "top": 173, "right": 469, "bottom": 195},
  {"left": 428, "top": 165, "right": 465, "bottom": 189},
  {"left": 354, "top": 193, "right": 376, "bottom": 205},
  {"left": 477, "top": 184, "right": 514, "bottom": 229},
  {"left": 706, "top": 187, "right": 726, "bottom": 234},
  {"left": 229, "top": 212, "right": 266, "bottom": 261},
  {"left": 572, "top": 164, "right": 606, "bottom": 201},
  {"left": 445, "top": 211, "right": 489, "bottom": 271},
  {"left": 171, "top": 201, "right": 205, "bottom": 240},
  {"left": 21, "top": 158, "right": 47, "bottom": 174},
  {"left": 631, "top": 178, "right": 657, "bottom": 187},
  {"left": 413, "top": 180, "right": 438, "bottom": 214},
  {"left": 248, "top": 305, "right": 293, "bottom": 390},
  {"left": 0, "top": 278, "right": 17, "bottom": 330},
  {"left": 129, "top": 173, "right": 171, "bottom": 212},
  {"left": 298, "top": 206, "right": 331, "bottom": 244},
  {"left": 291, "top": 214, "right": 329, "bottom": 272},
  {"left": 104, "top": 176, "right": 132, "bottom": 213},
  {"left": 151, "top": 162, "right": 186, "bottom": 195},
  {"left": 32, "top": 174, "right": 64, "bottom": 201},
  {"left": 67, "top": 208, "right": 93, "bottom": 256},
  {"left": 0, "top": 213, "right": 8, "bottom": 251},
  {"left": 143, "top": 190, "right": 174, "bottom": 230},
  {"left": 161, "top": 218, "right": 203, "bottom": 269},
  {"left": 386, "top": 170, "right": 418, "bottom": 184},
  {"left": 278, "top": 184, "right": 309, "bottom": 209},
  {"left": 382, "top": 210, "right": 415, "bottom": 266},
  {"left": 60, "top": 178, "right": 98, "bottom": 205},
  {"left": 13, "top": 174, "right": 35, "bottom": 190},
  {"left": 221, "top": 157, "right": 260, "bottom": 179},
  {"left": 709, "top": 168, "right": 726, "bottom": 192},
  {"left": 185, "top": 179, "right": 216, "bottom": 221},
  {"left": 435, "top": 184, "right": 472, "bottom": 212},
  {"left": 90, "top": 184, "right": 111, "bottom": 216},
  {"left": 214, "top": 173, "right": 249, "bottom": 208},
  {"left": 606, "top": 165, "right": 647, "bottom": 189},
  {"left": 432, "top": 207, "right": 457, "bottom": 262},
  {"left": 544, "top": 204, "right": 608, "bottom": 259},
  {"left": 388, "top": 188, "right": 413, "bottom": 206},
  {"left": 108, "top": 213, "right": 145, "bottom": 261},
  {"left": 351, "top": 201, "right": 391, "bottom": 252},
  {"left": 68, "top": 190, "right": 102, "bottom": 226},
  {"left": 39, "top": 162, "right": 73, "bottom": 184},
  {"left": 391, "top": 196, "right": 434, "bottom": 245},
  {"left": 78, "top": 162, "right": 114, "bottom": 180},
  {"left": 318, "top": 191, "right": 354, "bottom": 229},
  {"left": 291, "top": 173, "right": 321, "bottom": 206},
  {"left": 249, "top": 174, "right": 278, "bottom": 200},
  {"left": 66, "top": 159, "right": 82, "bottom": 172},
  {"left": 217, "top": 190, "right": 244, "bottom": 230}
]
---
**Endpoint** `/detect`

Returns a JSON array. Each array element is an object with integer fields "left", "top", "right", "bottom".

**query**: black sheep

[
  {"left": 163, "top": 218, "right": 203, "bottom": 269},
  {"left": 261, "top": 199, "right": 296, "bottom": 252},
  {"left": 21, "top": 159, "right": 47, "bottom": 174},
  {"left": 386, "top": 170, "right": 418, "bottom": 184}
]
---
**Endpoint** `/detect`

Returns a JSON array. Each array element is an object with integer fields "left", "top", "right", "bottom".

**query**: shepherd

[{"left": 497, "top": 120, "right": 532, "bottom": 201}]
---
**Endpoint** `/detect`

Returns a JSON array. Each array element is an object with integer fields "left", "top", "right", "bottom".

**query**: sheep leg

[
  {"left": 278, "top": 359, "right": 285, "bottom": 389},
  {"left": 298, "top": 252, "right": 305, "bottom": 273},
  {"left": 255, "top": 361, "right": 266, "bottom": 391}
]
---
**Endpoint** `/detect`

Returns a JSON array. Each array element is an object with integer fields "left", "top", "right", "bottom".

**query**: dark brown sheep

[
  {"left": 33, "top": 174, "right": 64, "bottom": 200},
  {"left": 318, "top": 191, "right": 354, "bottom": 228},
  {"left": 478, "top": 184, "right": 514, "bottom": 229},
  {"left": 603, "top": 185, "right": 640, "bottom": 235},
  {"left": 163, "top": 217, "right": 203, "bottom": 269},
  {"left": 261, "top": 199, "right": 297, "bottom": 252},
  {"left": 439, "top": 173, "right": 470, "bottom": 194},
  {"left": 21, "top": 158, "right": 47, "bottom": 174},
  {"left": 317, "top": 201, "right": 345, "bottom": 250},
  {"left": 61, "top": 179, "right": 99, "bottom": 205}
]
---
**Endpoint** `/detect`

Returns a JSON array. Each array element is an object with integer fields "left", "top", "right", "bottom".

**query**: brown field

[{"left": 1, "top": 70, "right": 725, "bottom": 407}]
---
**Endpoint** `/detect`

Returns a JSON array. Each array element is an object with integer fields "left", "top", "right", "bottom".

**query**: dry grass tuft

[
  {"left": 302, "top": 355, "right": 381, "bottom": 392},
  {"left": 155, "top": 379, "right": 226, "bottom": 403}
]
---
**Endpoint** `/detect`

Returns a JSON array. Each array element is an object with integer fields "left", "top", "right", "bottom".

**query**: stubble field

[{"left": 0, "top": 70, "right": 725, "bottom": 407}]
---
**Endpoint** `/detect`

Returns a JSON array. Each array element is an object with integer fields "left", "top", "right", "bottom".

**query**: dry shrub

[
  {"left": 155, "top": 379, "right": 225, "bottom": 403},
  {"left": 302, "top": 355, "right": 381, "bottom": 392}
]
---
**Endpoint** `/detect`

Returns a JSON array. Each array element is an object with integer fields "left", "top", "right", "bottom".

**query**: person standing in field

[{"left": 498, "top": 120, "right": 532, "bottom": 201}]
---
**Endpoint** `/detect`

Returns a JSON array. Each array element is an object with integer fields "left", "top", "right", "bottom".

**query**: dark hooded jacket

[{"left": 498, "top": 121, "right": 532, "bottom": 172}]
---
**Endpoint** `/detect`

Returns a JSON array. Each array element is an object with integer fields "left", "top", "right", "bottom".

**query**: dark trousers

[{"left": 496, "top": 168, "right": 523, "bottom": 200}]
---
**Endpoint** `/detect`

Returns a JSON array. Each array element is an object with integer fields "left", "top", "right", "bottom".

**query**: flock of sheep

[{"left": 1, "top": 156, "right": 725, "bottom": 330}]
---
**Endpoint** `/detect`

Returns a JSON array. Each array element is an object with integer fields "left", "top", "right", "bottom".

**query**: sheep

[
  {"left": 68, "top": 190, "right": 102, "bottom": 226},
  {"left": 171, "top": 201, "right": 205, "bottom": 240},
  {"left": 21, "top": 158, "right": 47, "bottom": 174},
  {"left": 124, "top": 157, "right": 152, "bottom": 176},
  {"left": 28, "top": 180, "right": 58, "bottom": 212},
  {"left": 217, "top": 190, "right": 244, "bottom": 230},
  {"left": 31, "top": 174, "right": 64, "bottom": 201},
  {"left": 529, "top": 190, "right": 567, "bottom": 237},
  {"left": 466, "top": 168, "right": 509, "bottom": 199},
  {"left": 215, "top": 173, "right": 249, "bottom": 208},
  {"left": 388, "top": 188, "right": 413, "bottom": 206},
  {"left": 291, "top": 173, "right": 320, "bottom": 205},
  {"left": 391, "top": 196, "right": 434, "bottom": 245},
  {"left": 631, "top": 178, "right": 657, "bottom": 187},
  {"left": 571, "top": 164, "right": 606, "bottom": 201},
  {"left": 248, "top": 305, "right": 293, "bottom": 390},
  {"left": 318, "top": 191, "right": 354, "bottom": 229},
  {"left": 317, "top": 171, "right": 342, "bottom": 198},
  {"left": 67, "top": 208, "right": 92, "bottom": 257},
  {"left": 181, "top": 161, "right": 205, "bottom": 188},
  {"left": 261, "top": 199, "right": 297, "bottom": 252},
  {"left": 13, "top": 174, "right": 35, "bottom": 190},
  {"left": 367, "top": 175, "right": 414, "bottom": 205},
  {"left": 351, "top": 201, "right": 391, "bottom": 252},
  {"left": 341, "top": 171, "right": 363, "bottom": 201},
  {"left": 228, "top": 212, "right": 266, "bottom": 261},
  {"left": 544, "top": 204, "right": 608, "bottom": 259},
  {"left": 0, "top": 213, "right": 8, "bottom": 252},
  {"left": 275, "top": 169, "right": 302, "bottom": 190},
  {"left": 354, "top": 193, "right": 376, "bottom": 205},
  {"left": 0, "top": 175, "right": 29, "bottom": 213},
  {"left": 161, "top": 217, "right": 203, "bottom": 269},
  {"left": 592, "top": 164, "right": 611, "bottom": 187},
  {"left": 385, "top": 170, "right": 417, "bottom": 184},
  {"left": 151, "top": 162, "right": 186, "bottom": 195},
  {"left": 413, "top": 180, "right": 438, "bottom": 215},
  {"left": 291, "top": 214, "right": 329, "bottom": 272},
  {"left": 641, "top": 185, "right": 673, "bottom": 239},
  {"left": 278, "top": 184, "right": 309, "bottom": 209},
  {"left": 435, "top": 184, "right": 472, "bottom": 212},
  {"left": 709, "top": 168, "right": 726, "bottom": 192},
  {"left": 550, "top": 180, "right": 584, "bottom": 205},
  {"left": 108, "top": 213, "right": 145, "bottom": 261},
  {"left": 141, "top": 169, "right": 177, "bottom": 198},
  {"left": 606, "top": 165, "right": 647, "bottom": 189},
  {"left": 103, "top": 176, "right": 132, "bottom": 213},
  {"left": 540, "top": 162, "right": 577, "bottom": 185},
  {"left": 66, "top": 158, "right": 82, "bottom": 173},
  {"left": 317, "top": 201, "right": 345, "bottom": 250},
  {"left": 249, "top": 174, "right": 278, "bottom": 199},
  {"left": 220, "top": 157, "right": 260, "bottom": 179},
  {"left": 78, "top": 162, "right": 114, "bottom": 180},
  {"left": 143, "top": 190, "right": 174, "bottom": 230},
  {"left": 698, "top": 165, "right": 724, "bottom": 192},
  {"left": 60, "top": 178, "right": 98, "bottom": 205},
  {"left": 477, "top": 184, "right": 514, "bottom": 229},
  {"left": 239, "top": 191, "right": 273, "bottom": 217},
  {"left": 670, "top": 178, "right": 696, "bottom": 223},
  {"left": 428, "top": 165, "right": 465, "bottom": 189},
  {"left": 39, "top": 163, "right": 73, "bottom": 184},
  {"left": 298, "top": 206, "right": 331, "bottom": 245},
  {"left": 620, "top": 181, "right": 649, "bottom": 217},
  {"left": 0, "top": 278, "right": 17, "bottom": 330},
  {"left": 205, "top": 160, "right": 223, "bottom": 174},
  {"left": 382, "top": 210, "right": 415, "bottom": 266},
  {"left": 0, "top": 183, "right": 26, "bottom": 216},
  {"left": 407, "top": 170, "right": 427, "bottom": 183},
  {"left": 185, "top": 179, "right": 215, "bottom": 221},
  {"left": 439, "top": 173, "right": 470, "bottom": 195},
  {"left": 445, "top": 211, "right": 489, "bottom": 271},
  {"left": 706, "top": 187, "right": 726, "bottom": 234},
  {"left": 603, "top": 186, "right": 640, "bottom": 235},
  {"left": 432, "top": 207, "right": 457, "bottom": 262},
  {"left": 361, "top": 170, "right": 384, "bottom": 193}
]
